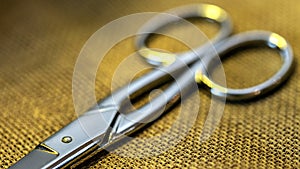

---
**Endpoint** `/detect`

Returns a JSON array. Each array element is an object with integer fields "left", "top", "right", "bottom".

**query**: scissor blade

[
  {"left": 10, "top": 104, "right": 120, "bottom": 169},
  {"left": 10, "top": 146, "right": 58, "bottom": 169}
]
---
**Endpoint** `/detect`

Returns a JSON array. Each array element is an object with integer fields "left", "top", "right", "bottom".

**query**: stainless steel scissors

[{"left": 11, "top": 4, "right": 294, "bottom": 169}]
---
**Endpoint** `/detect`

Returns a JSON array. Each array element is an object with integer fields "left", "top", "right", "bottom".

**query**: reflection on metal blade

[{"left": 9, "top": 145, "right": 58, "bottom": 169}]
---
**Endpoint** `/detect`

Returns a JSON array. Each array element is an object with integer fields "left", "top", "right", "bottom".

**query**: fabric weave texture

[{"left": 0, "top": 1, "right": 299, "bottom": 168}]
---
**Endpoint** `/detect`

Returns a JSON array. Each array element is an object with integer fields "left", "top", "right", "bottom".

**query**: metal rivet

[{"left": 62, "top": 136, "right": 72, "bottom": 143}]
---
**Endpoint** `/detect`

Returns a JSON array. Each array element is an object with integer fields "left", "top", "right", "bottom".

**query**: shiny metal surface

[
  {"left": 10, "top": 104, "right": 120, "bottom": 169},
  {"left": 10, "top": 3, "right": 294, "bottom": 169},
  {"left": 135, "top": 4, "right": 294, "bottom": 100},
  {"left": 136, "top": 4, "right": 232, "bottom": 66},
  {"left": 201, "top": 31, "right": 294, "bottom": 100}
]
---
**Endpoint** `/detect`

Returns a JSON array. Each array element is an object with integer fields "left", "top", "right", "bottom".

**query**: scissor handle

[
  {"left": 135, "top": 4, "right": 232, "bottom": 66},
  {"left": 196, "top": 31, "right": 294, "bottom": 100},
  {"left": 135, "top": 4, "right": 294, "bottom": 100}
]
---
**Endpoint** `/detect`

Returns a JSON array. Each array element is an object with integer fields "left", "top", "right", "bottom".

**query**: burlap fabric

[{"left": 0, "top": 1, "right": 299, "bottom": 168}]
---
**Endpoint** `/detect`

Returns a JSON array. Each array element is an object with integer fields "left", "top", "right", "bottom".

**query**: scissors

[{"left": 10, "top": 4, "right": 294, "bottom": 168}]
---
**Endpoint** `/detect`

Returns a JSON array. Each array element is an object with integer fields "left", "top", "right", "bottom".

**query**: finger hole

[
  {"left": 198, "top": 31, "right": 294, "bottom": 100},
  {"left": 145, "top": 18, "right": 220, "bottom": 54},
  {"left": 136, "top": 4, "right": 232, "bottom": 66},
  {"left": 214, "top": 46, "right": 282, "bottom": 89}
]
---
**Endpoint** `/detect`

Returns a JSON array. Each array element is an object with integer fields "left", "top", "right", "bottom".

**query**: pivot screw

[{"left": 62, "top": 136, "right": 72, "bottom": 143}]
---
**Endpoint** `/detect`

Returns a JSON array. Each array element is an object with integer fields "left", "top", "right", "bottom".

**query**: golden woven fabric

[{"left": 1, "top": 1, "right": 299, "bottom": 168}]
